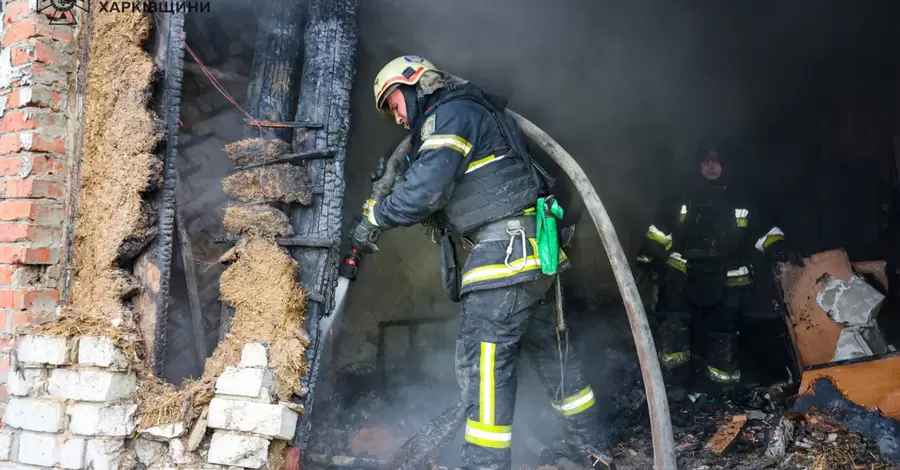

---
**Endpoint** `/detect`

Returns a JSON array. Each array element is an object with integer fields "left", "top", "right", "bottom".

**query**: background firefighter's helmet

[
  {"left": 695, "top": 141, "right": 729, "bottom": 165},
  {"left": 373, "top": 55, "right": 441, "bottom": 115}
]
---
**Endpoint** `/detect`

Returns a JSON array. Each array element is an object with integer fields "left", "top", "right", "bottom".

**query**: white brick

[
  {"left": 169, "top": 439, "right": 199, "bottom": 465},
  {"left": 68, "top": 403, "right": 137, "bottom": 437},
  {"left": 0, "top": 429, "right": 19, "bottom": 461},
  {"left": 206, "top": 431, "right": 269, "bottom": 469},
  {"left": 238, "top": 343, "right": 267, "bottom": 368},
  {"left": 17, "top": 432, "right": 86, "bottom": 469},
  {"left": 140, "top": 422, "right": 186, "bottom": 440},
  {"left": 132, "top": 437, "right": 167, "bottom": 467},
  {"left": 77, "top": 337, "right": 128, "bottom": 369},
  {"left": 3, "top": 398, "right": 65, "bottom": 432},
  {"left": 214, "top": 367, "right": 274, "bottom": 398},
  {"left": 7, "top": 369, "right": 47, "bottom": 397},
  {"left": 85, "top": 439, "right": 126, "bottom": 470},
  {"left": 15, "top": 336, "right": 71, "bottom": 366},
  {"left": 207, "top": 398, "right": 298, "bottom": 440},
  {"left": 48, "top": 369, "right": 136, "bottom": 402}
]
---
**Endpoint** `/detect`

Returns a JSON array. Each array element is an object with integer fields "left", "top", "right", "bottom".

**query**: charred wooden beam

[
  {"left": 233, "top": 149, "right": 337, "bottom": 172},
  {"left": 289, "top": 0, "right": 359, "bottom": 453},
  {"left": 244, "top": 0, "right": 304, "bottom": 144},
  {"left": 241, "top": 119, "right": 323, "bottom": 129},
  {"left": 134, "top": 10, "right": 186, "bottom": 377}
]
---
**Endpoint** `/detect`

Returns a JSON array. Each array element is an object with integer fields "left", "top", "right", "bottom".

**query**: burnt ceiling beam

[{"left": 288, "top": 0, "right": 359, "bottom": 453}]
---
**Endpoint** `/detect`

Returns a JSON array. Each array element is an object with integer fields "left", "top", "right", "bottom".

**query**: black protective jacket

[
  {"left": 639, "top": 183, "right": 788, "bottom": 305},
  {"left": 370, "top": 84, "right": 570, "bottom": 294}
]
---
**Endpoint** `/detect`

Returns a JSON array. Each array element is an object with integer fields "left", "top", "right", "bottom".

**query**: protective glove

[
  {"left": 349, "top": 217, "right": 380, "bottom": 254},
  {"left": 349, "top": 199, "right": 382, "bottom": 254},
  {"left": 768, "top": 241, "right": 804, "bottom": 267}
]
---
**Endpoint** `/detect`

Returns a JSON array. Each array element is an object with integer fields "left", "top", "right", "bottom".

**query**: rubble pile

[{"left": 604, "top": 381, "right": 899, "bottom": 470}]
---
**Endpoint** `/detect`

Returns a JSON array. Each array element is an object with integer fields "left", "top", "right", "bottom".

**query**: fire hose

[
  {"left": 507, "top": 109, "right": 676, "bottom": 469},
  {"left": 332, "top": 115, "right": 676, "bottom": 469}
]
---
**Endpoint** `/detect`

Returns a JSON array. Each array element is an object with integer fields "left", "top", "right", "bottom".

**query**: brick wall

[{"left": 0, "top": 0, "right": 77, "bottom": 415}]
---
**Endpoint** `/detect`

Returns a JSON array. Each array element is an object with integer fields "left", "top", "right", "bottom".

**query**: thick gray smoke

[{"left": 172, "top": 0, "right": 900, "bottom": 464}]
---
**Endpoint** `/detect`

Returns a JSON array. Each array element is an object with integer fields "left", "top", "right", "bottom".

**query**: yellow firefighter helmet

[{"left": 373, "top": 55, "right": 440, "bottom": 115}]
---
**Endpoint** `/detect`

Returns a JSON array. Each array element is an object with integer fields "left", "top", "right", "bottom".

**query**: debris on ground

[
  {"left": 606, "top": 380, "right": 899, "bottom": 470},
  {"left": 222, "top": 164, "right": 313, "bottom": 205},
  {"left": 704, "top": 414, "right": 748, "bottom": 455}
]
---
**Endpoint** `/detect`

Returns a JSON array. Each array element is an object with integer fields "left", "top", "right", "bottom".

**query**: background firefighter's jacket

[
  {"left": 369, "top": 84, "right": 570, "bottom": 295},
  {"left": 637, "top": 192, "right": 789, "bottom": 298}
]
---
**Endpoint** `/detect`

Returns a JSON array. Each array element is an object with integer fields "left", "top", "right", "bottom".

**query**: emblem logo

[{"left": 421, "top": 115, "right": 436, "bottom": 140}]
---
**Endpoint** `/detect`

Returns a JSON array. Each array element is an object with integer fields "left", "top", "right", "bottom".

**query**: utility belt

[
  {"left": 435, "top": 197, "right": 565, "bottom": 303},
  {"left": 461, "top": 216, "right": 536, "bottom": 248}
]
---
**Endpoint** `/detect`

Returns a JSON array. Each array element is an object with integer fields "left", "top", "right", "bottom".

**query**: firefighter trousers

[
  {"left": 455, "top": 276, "right": 604, "bottom": 470},
  {"left": 657, "top": 279, "right": 748, "bottom": 393}
]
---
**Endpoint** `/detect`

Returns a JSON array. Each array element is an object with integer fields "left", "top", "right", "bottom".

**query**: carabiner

[{"left": 504, "top": 227, "right": 528, "bottom": 271}]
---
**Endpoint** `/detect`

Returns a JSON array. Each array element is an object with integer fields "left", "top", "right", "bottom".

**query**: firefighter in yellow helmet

[{"left": 348, "top": 55, "right": 616, "bottom": 469}]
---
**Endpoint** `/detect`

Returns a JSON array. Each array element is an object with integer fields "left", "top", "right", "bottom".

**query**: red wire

[{"left": 154, "top": 12, "right": 273, "bottom": 138}]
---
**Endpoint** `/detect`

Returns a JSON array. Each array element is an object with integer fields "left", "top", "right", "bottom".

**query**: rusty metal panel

[{"left": 779, "top": 249, "right": 851, "bottom": 368}]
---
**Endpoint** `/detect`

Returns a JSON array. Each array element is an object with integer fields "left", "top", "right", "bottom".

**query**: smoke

[{"left": 170, "top": 0, "right": 900, "bottom": 463}]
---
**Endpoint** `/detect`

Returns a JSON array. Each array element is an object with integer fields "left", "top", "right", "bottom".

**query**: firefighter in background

[
  {"left": 348, "top": 56, "right": 614, "bottom": 469},
  {"left": 637, "top": 142, "right": 803, "bottom": 402}
]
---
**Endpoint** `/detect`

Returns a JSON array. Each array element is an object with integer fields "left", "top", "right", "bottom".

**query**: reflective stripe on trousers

[
  {"left": 552, "top": 386, "right": 596, "bottom": 417},
  {"left": 707, "top": 365, "right": 741, "bottom": 384}
]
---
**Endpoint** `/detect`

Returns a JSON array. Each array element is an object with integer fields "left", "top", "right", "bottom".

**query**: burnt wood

[{"left": 289, "top": 0, "right": 359, "bottom": 452}]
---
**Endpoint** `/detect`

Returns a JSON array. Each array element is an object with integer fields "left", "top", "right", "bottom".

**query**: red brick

[
  {"left": 10, "top": 312, "right": 29, "bottom": 330},
  {"left": 35, "top": 41, "right": 63, "bottom": 65},
  {"left": 0, "top": 267, "right": 13, "bottom": 286},
  {"left": 0, "top": 155, "right": 65, "bottom": 178},
  {"left": 30, "top": 134, "right": 65, "bottom": 154},
  {"left": 0, "top": 338, "right": 8, "bottom": 356},
  {"left": 0, "top": 247, "right": 51, "bottom": 265},
  {"left": 0, "top": 288, "right": 56, "bottom": 310},
  {"left": 0, "top": 224, "right": 59, "bottom": 245},
  {"left": 0, "top": 110, "right": 37, "bottom": 132},
  {"left": 51, "top": 26, "right": 74, "bottom": 43},
  {"left": 1, "top": 19, "right": 52, "bottom": 48},
  {"left": 4, "top": 1, "right": 33, "bottom": 25},
  {"left": 23, "top": 289, "right": 57, "bottom": 309},
  {"left": 11, "top": 41, "right": 64, "bottom": 67},
  {"left": 0, "top": 134, "right": 23, "bottom": 154},
  {"left": 0, "top": 179, "right": 64, "bottom": 199},
  {"left": 50, "top": 92, "right": 61, "bottom": 105},
  {"left": 0, "top": 201, "right": 35, "bottom": 221}
]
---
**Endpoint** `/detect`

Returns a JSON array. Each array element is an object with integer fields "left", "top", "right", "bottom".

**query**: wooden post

[{"left": 288, "top": 0, "right": 359, "bottom": 452}]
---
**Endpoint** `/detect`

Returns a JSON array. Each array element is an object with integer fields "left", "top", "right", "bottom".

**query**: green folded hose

[{"left": 536, "top": 196, "right": 564, "bottom": 275}]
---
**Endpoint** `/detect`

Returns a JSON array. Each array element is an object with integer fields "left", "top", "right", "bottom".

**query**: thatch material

[
  {"left": 204, "top": 237, "right": 307, "bottom": 399},
  {"left": 223, "top": 204, "right": 294, "bottom": 239},
  {"left": 224, "top": 138, "right": 291, "bottom": 166},
  {"left": 69, "top": 8, "right": 162, "bottom": 322},
  {"left": 222, "top": 165, "right": 313, "bottom": 205}
]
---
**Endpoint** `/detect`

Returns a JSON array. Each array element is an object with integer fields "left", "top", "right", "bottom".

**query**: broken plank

[
  {"left": 275, "top": 236, "right": 336, "bottom": 248},
  {"left": 242, "top": 119, "right": 323, "bottom": 129},
  {"left": 234, "top": 149, "right": 337, "bottom": 171},
  {"left": 175, "top": 176, "right": 208, "bottom": 365},
  {"left": 704, "top": 415, "right": 747, "bottom": 455}
]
